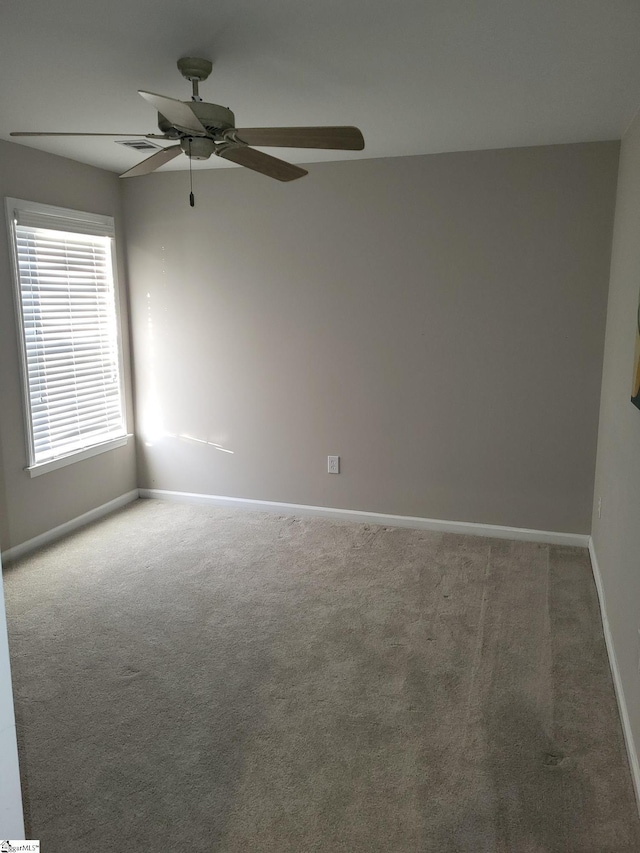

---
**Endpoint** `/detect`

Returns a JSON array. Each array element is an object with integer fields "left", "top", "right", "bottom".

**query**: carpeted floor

[{"left": 3, "top": 498, "right": 639, "bottom": 852}]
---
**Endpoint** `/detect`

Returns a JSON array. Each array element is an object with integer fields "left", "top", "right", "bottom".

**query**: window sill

[{"left": 26, "top": 434, "right": 132, "bottom": 478}]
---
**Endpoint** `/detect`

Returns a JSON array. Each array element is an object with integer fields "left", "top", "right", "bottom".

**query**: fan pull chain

[{"left": 188, "top": 138, "right": 195, "bottom": 207}]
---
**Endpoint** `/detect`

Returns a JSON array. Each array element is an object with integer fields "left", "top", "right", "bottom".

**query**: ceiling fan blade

[
  {"left": 231, "top": 126, "right": 365, "bottom": 150},
  {"left": 216, "top": 144, "right": 308, "bottom": 181},
  {"left": 138, "top": 91, "right": 207, "bottom": 136},
  {"left": 119, "top": 145, "right": 182, "bottom": 178},
  {"left": 11, "top": 132, "right": 157, "bottom": 137}
]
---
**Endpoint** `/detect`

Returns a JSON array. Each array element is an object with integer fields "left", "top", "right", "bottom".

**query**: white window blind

[{"left": 7, "top": 200, "right": 126, "bottom": 470}]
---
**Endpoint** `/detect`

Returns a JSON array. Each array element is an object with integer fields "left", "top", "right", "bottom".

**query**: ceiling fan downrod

[{"left": 177, "top": 57, "right": 213, "bottom": 104}]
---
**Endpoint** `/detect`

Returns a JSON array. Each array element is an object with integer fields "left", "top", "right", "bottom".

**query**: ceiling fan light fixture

[{"left": 181, "top": 137, "right": 216, "bottom": 160}]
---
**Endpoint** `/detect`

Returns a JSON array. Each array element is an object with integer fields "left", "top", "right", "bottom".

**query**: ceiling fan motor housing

[{"left": 157, "top": 102, "right": 236, "bottom": 140}]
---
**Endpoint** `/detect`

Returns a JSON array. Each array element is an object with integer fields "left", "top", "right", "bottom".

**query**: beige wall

[
  {"left": 0, "top": 140, "right": 137, "bottom": 551},
  {"left": 591, "top": 111, "right": 640, "bottom": 788},
  {"left": 123, "top": 142, "right": 618, "bottom": 533}
]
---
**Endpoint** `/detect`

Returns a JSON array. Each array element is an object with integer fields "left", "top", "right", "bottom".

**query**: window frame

[{"left": 5, "top": 197, "right": 129, "bottom": 478}]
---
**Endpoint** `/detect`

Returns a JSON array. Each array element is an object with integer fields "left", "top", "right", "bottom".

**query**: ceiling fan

[{"left": 11, "top": 57, "right": 365, "bottom": 187}]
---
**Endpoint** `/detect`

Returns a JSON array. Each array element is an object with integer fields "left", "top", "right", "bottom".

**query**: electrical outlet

[
  {"left": 597, "top": 496, "right": 602, "bottom": 519},
  {"left": 328, "top": 455, "right": 340, "bottom": 474}
]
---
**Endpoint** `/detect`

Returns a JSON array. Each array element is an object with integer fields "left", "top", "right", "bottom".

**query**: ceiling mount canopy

[{"left": 176, "top": 56, "right": 212, "bottom": 102}]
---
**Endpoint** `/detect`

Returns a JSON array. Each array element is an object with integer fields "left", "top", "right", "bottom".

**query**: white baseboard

[
  {"left": 1, "top": 489, "right": 140, "bottom": 563},
  {"left": 589, "top": 538, "right": 640, "bottom": 813},
  {"left": 138, "top": 488, "right": 589, "bottom": 548}
]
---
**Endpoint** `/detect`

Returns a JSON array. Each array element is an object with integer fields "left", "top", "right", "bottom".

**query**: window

[{"left": 5, "top": 198, "right": 127, "bottom": 477}]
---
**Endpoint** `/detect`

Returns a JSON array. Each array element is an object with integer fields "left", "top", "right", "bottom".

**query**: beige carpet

[{"left": 3, "top": 498, "right": 639, "bottom": 851}]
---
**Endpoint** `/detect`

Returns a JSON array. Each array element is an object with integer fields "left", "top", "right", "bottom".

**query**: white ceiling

[{"left": 2, "top": 0, "right": 640, "bottom": 175}]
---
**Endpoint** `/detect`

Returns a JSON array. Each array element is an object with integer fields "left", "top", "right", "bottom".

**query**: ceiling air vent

[{"left": 116, "top": 139, "right": 162, "bottom": 151}]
